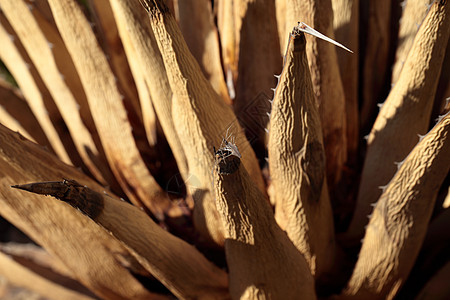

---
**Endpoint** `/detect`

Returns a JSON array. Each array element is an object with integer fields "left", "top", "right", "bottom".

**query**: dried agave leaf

[
  {"left": 108, "top": 0, "right": 188, "bottom": 176},
  {"left": 345, "top": 112, "right": 450, "bottom": 299},
  {"left": 217, "top": 0, "right": 282, "bottom": 156},
  {"left": 285, "top": 0, "right": 348, "bottom": 188},
  {"left": 0, "top": 251, "right": 95, "bottom": 300},
  {"left": 0, "top": 17, "right": 71, "bottom": 164},
  {"left": 176, "top": 0, "right": 230, "bottom": 104},
  {"left": 359, "top": 0, "right": 392, "bottom": 132},
  {"left": 27, "top": 0, "right": 108, "bottom": 170},
  {"left": 47, "top": 0, "right": 173, "bottom": 220},
  {"left": 1, "top": 0, "right": 110, "bottom": 185},
  {"left": 0, "top": 79, "right": 47, "bottom": 144},
  {"left": 392, "top": 0, "right": 434, "bottom": 84},
  {"left": 0, "top": 124, "right": 162, "bottom": 299},
  {"left": 140, "top": 0, "right": 265, "bottom": 246},
  {"left": 214, "top": 144, "right": 315, "bottom": 299},
  {"left": 88, "top": 0, "right": 150, "bottom": 143},
  {"left": 101, "top": 0, "right": 159, "bottom": 147},
  {"left": 347, "top": 0, "right": 450, "bottom": 243},
  {"left": 332, "top": 0, "right": 359, "bottom": 159},
  {"left": 13, "top": 179, "right": 230, "bottom": 299},
  {"left": 0, "top": 243, "right": 73, "bottom": 279},
  {"left": 268, "top": 27, "right": 335, "bottom": 278}
]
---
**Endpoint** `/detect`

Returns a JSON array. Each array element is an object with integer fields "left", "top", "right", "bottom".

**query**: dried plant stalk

[
  {"left": 218, "top": 0, "right": 282, "bottom": 155},
  {"left": 332, "top": 0, "right": 359, "bottom": 159},
  {"left": 391, "top": 0, "right": 434, "bottom": 84},
  {"left": 268, "top": 29, "right": 335, "bottom": 277},
  {"left": 89, "top": 0, "right": 145, "bottom": 128},
  {"left": 1, "top": 0, "right": 110, "bottom": 185},
  {"left": 0, "top": 19, "right": 71, "bottom": 164},
  {"left": 108, "top": 0, "right": 188, "bottom": 176},
  {"left": 0, "top": 243, "right": 74, "bottom": 280},
  {"left": 140, "top": 0, "right": 265, "bottom": 246},
  {"left": 216, "top": 0, "right": 238, "bottom": 94},
  {"left": 0, "top": 80, "right": 45, "bottom": 144},
  {"left": 92, "top": 0, "right": 159, "bottom": 146},
  {"left": 0, "top": 243, "right": 97, "bottom": 297},
  {"left": 0, "top": 251, "right": 94, "bottom": 300},
  {"left": 13, "top": 179, "right": 229, "bottom": 300},
  {"left": 114, "top": 21, "right": 158, "bottom": 147},
  {"left": 0, "top": 125, "right": 160, "bottom": 299},
  {"left": 285, "top": 0, "right": 347, "bottom": 187},
  {"left": 359, "top": 0, "right": 392, "bottom": 132},
  {"left": 101, "top": 0, "right": 159, "bottom": 149},
  {"left": 344, "top": 112, "right": 450, "bottom": 299},
  {"left": 214, "top": 148, "right": 316, "bottom": 299},
  {"left": 275, "top": 0, "right": 287, "bottom": 52},
  {"left": 347, "top": 1, "right": 450, "bottom": 242},
  {"left": 176, "top": 0, "right": 230, "bottom": 104},
  {"left": 27, "top": 1, "right": 101, "bottom": 149},
  {"left": 0, "top": 105, "right": 33, "bottom": 143},
  {"left": 47, "top": 0, "right": 173, "bottom": 220},
  {"left": 0, "top": 104, "right": 32, "bottom": 141}
]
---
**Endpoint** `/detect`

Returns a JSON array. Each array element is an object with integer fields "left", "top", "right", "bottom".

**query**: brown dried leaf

[
  {"left": 0, "top": 17, "right": 71, "bottom": 164},
  {"left": 109, "top": 0, "right": 188, "bottom": 176},
  {"left": 13, "top": 179, "right": 230, "bottom": 300},
  {"left": 285, "top": 0, "right": 348, "bottom": 188},
  {"left": 47, "top": 0, "right": 172, "bottom": 220},
  {"left": 345, "top": 112, "right": 450, "bottom": 299},
  {"left": 0, "top": 251, "right": 94, "bottom": 300},
  {"left": 1, "top": 0, "right": 110, "bottom": 185},
  {"left": 214, "top": 145, "right": 315, "bottom": 299},
  {"left": 348, "top": 1, "right": 450, "bottom": 243},
  {"left": 332, "top": 0, "right": 360, "bottom": 159},
  {"left": 268, "top": 29, "right": 335, "bottom": 277},
  {"left": 0, "top": 124, "right": 163, "bottom": 299},
  {"left": 176, "top": 0, "right": 230, "bottom": 104},
  {"left": 140, "top": 0, "right": 265, "bottom": 246}
]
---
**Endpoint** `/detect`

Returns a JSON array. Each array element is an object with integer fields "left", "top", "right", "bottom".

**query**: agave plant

[{"left": 0, "top": 0, "right": 449, "bottom": 299}]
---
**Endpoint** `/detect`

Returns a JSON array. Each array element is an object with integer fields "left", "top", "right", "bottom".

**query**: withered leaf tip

[{"left": 10, "top": 180, "right": 104, "bottom": 219}]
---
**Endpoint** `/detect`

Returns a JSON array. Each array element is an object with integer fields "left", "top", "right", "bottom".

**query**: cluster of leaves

[{"left": 0, "top": 0, "right": 448, "bottom": 299}]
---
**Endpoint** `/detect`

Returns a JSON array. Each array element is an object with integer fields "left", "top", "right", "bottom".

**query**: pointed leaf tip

[
  {"left": 295, "top": 22, "right": 353, "bottom": 53},
  {"left": 11, "top": 183, "right": 33, "bottom": 192}
]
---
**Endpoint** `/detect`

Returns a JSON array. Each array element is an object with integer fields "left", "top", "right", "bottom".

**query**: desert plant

[{"left": 0, "top": 0, "right": 449, "bottom": 299}]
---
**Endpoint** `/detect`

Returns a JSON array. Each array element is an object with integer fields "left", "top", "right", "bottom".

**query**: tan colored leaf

[
  {"left": 0, "top": 251, "right": 94, "bottom": 300},
  {"left": 1, "top": 0, "right": 110, "bottom": 185},
  {"left": 88, "top": 0, "right": 151, "bottom": 144},
  {"left": 218, "top": 0, "right": 282, "bottom": 156},
  {"left": 109, "top": 0, "right": 188, "bottom": 176},
  {"left": 0, "top": 17, "right": 71, "bottom": 164},
  {"left": 0, "top": 79, "right": 47, "bottom": 145},
  {"left": 285, "top": 0, "right": 348, "bottom": 188},
  {"left": 214, "top": 144, "right": 316, "bottom": 299},
  {"left": 345, "top": 112, "right": 450, "bottom": 299},
  {"left": 0, "top": 243, "right": 73, "bottom": 280},
  {"left": 140, "top": 0, "right": 265, "bottom": 246},
  {"left": 176, "top": 0, "right": 231, "bottom": 104},
  {"left": 0, "top": 124, "right": 164, "bottom": 299},
  {"left": 47, "top": 0, "right": 172, "bottom": 220},
  {"left": 332, "top": 0, "right": 360, "bottom": 159},
  {"left": 13, "top": 179, "right": 230, "bottom": 300},
  {"left": 392, "top": 0, "right": 434, "bottom": 84},
  {"left": 268, "top": 28, "right": 335, "bottom": 278},
  {"left": 359, "top": 0, "right": 392, "bottom": 132},
  {"left": 347, "top": 1, "right": 450, "bottom": 243}
]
